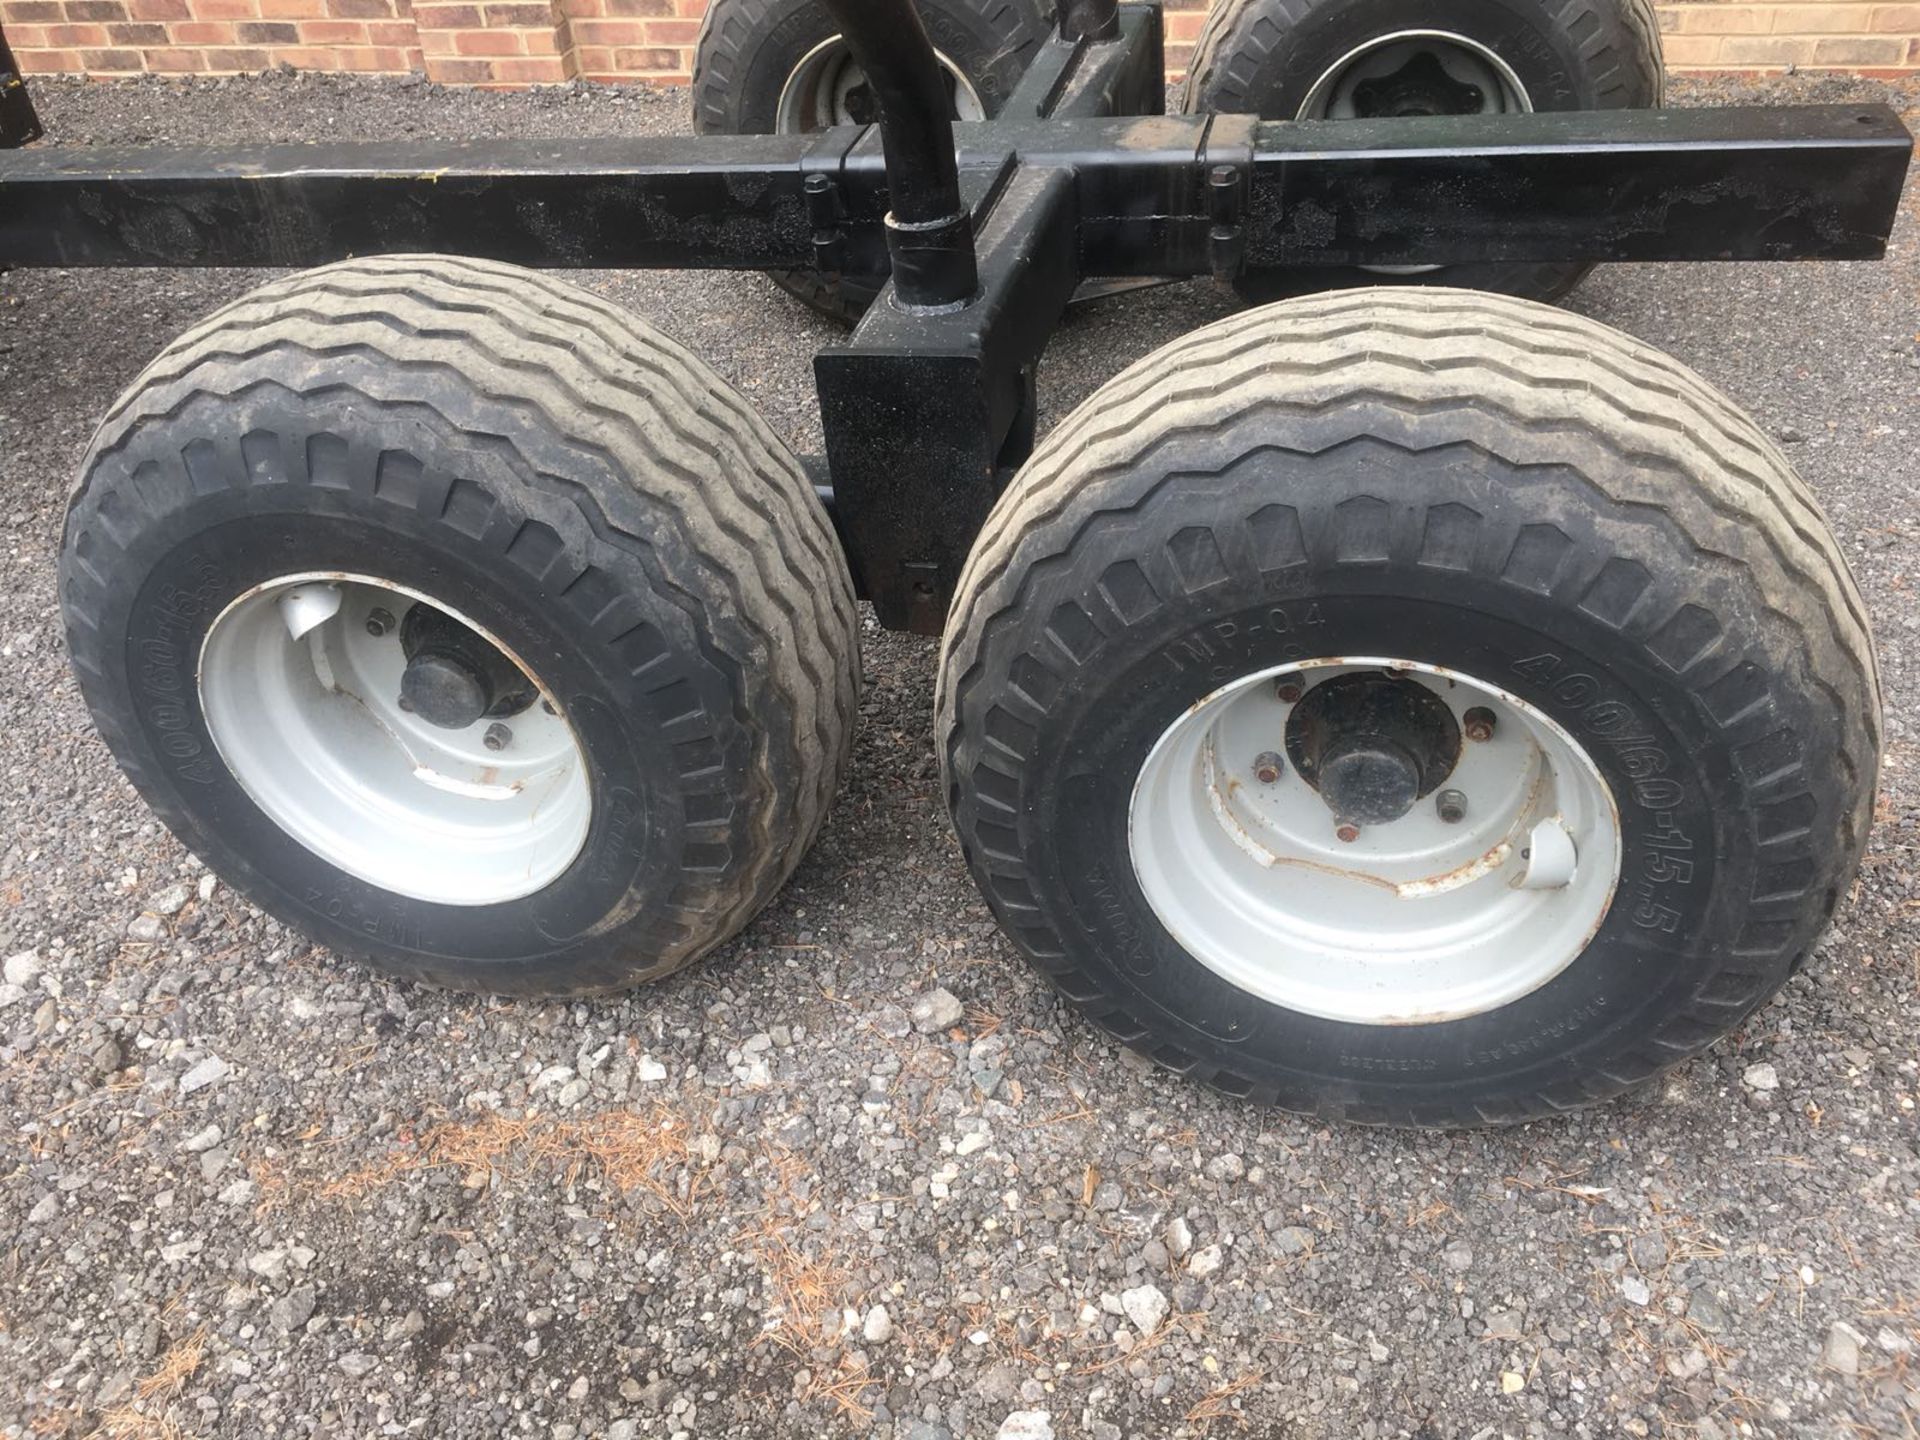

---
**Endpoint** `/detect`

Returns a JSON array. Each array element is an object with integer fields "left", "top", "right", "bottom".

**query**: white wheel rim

[
  {"left": 1128, "top": 659, "right": 1621, "bottom": 1025},
  {"left": 775, "top": 35, "right": 987, "bottom": 133},
  {"left": 1296, "top": 30, "right": 1534, "bottom": 278},
  {"left": 198, "top": 573, "right": 593, "bottom": 907}
]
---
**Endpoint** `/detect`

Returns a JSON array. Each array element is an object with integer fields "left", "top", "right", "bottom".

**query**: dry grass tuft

[
  {"left": 1186, "top": 1368, "right": 1265, "bottom": 1430},
  {"left": 753, "top": 1225, "right": 853, "bottom": 1357},
  {"left": 247, "top": 1156, "right": 292, "bottom": 1216},
  {"left": 740, "top": 1150, "right": 872, "bottom": 1420},
  {"left": 563, "top": 1107, "right": 704, "bottom": 1210},
  {"left": 87, "top": 1323, "right": 209, "bottom": 1440},
  {"left": 135, "top": 1325, "right": 208, "bottom": 1401},
  {"left": 318, "top": 1103, "right": 706, "bottom": 1216},
  {"left": 801, "top": 1357, "right": 878, "bottom": 1423},
  {"left": 89, "top": 1411, "right": 185, "bottom": 1440}
]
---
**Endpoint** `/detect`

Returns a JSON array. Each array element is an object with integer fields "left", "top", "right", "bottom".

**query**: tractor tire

[
  {"left": 939, "top": 288, "right": 1877, "bottom": 1126},
  {"left": 691, "top": 0, "right": 1051, "bottom": 324},
  {"left": 1182, "top": 0, "right": 1664, "bottom": 305},
  {"left": 61, "top": 255, "right": 860, "bottom": 997}
]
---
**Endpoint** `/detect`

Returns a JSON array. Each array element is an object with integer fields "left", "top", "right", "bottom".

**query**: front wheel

[{"left": 938, "top": 288, "right": 1877, "bottom": 1125}]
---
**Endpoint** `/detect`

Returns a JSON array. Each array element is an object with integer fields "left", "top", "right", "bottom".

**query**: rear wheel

[
  {"left": 691, "top": 0, "right": 1050, "bottom": 323},
  {"left": 1182, "top": 0, "right": 1664, "bottom": 305},
  {"left": 61, "top": 256, "right": 860, "bottom": 996},
  {"left": 939, "top": 288, "right": 1877, "bottom": 1125}
]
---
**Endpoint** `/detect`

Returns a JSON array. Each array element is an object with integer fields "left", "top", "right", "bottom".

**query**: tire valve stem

[
  {"left": 365, "top": 607, "right": 396, "bottom": 638},
  {"left": 1463, "top": 706, "right": 1497, "bottom": 742},
  {"left": 1275, "top": 679, "right": 1304, "bottom": 704},
  {"left": 1436, "top": 788, "right": 1468, "bottom": 824},
  {"left": 483, "top": 722, "right": 512, "bottom": 752},
  {"left": 1335, "top": 823, "right": 1360, "bottom": 844},
  {"left": 1253, "top": 751, "right": 1285, "bottom": 784}
]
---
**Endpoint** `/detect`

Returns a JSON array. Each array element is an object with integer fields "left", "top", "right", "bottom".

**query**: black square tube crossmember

[{"left": 0, "top": 1, "right": 1910, "bottom": 629}]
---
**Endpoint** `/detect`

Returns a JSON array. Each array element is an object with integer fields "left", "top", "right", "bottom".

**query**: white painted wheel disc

[
  {"left": 1128, "top": 659, "right": 1621, "bottom": 1025},
  {"left": 198, "top": 573, "right": 592, "bottom": 907}
]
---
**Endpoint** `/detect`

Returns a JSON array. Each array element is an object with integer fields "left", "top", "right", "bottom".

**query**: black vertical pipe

[{"left": 818, "top": 0, "right": 978, "bottom": 306}]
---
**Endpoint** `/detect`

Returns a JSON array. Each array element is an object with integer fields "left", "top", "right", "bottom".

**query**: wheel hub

[
  {"left": 398, "top": 601, "right": 536, "bottom": 730},
  {"left": 399, "top": 652, "right": 491, "bottom": 730},
  {"left": 1349, "top": 49, "right": 1486, "bottom": 119},
  {"left": 1286, "top": 671, "right": 1461, "bottom": 825}
]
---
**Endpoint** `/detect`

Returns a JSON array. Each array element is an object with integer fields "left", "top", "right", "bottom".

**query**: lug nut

[
  {"left": 1463, "top": 706, "right": 1497, "bottom": 743},
  {"left": 1436, "top": 788, "right": 1468, "bottom": 824},
  {"left": 1275, "top": 679, "right": 1304, "bottom": 704},
  {"left": 365, "top": 606, "right": 396, "bottom": 638},
  {"left": 483, "top": 722, "right": 512, "bottom": 752},
  {"left": 1335, "top": 823, "right": 1360, "bottom": 844},
  {"left": 1253, "top": 751, "right": 1284, "bottom": 784}
]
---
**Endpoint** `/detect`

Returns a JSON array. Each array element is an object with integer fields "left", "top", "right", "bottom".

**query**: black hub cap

[
  {"left": 1285, "top": 672, "right": 1464, "bottom": 825},
  {"left": 836, "top": 69, "right": 963, "bottom": 128},
  {"left": 1351, "top": 51, "right": 1486, "bottom": 119},
  {"left": 397, "top": 603, "right": 536, "bottom": 731}
]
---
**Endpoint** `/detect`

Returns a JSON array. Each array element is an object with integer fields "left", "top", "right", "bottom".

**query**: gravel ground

[{"left": 3, "top": 69, "right": 1919, "bottom": 1440}]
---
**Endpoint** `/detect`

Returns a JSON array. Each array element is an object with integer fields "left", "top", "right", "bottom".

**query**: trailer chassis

[{"left": 0, "top": 1, "right": 1910, "bottom": 630}]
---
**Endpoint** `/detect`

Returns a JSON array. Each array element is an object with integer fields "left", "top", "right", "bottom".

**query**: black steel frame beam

[
  {"left": 1247, "top": 105, "right": 1913, "bottom": 268},
  {"left": 0, "top": 132, "right": 835, "bottom": 270},
  {"left": 1001, "top": 1, "right": 1161, "bottom": 120},
  {"left": 0, "top": 104, "right": 1905, "bottom": 274}
]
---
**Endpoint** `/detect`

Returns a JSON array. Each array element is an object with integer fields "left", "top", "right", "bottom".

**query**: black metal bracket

[
  {"left": 804, "top": 172, "right": 848, "bottom": 279},
  {"left": 1201, "top": 114, "right": 1255, "bottom": 285},
  {"left": 818, "top": 162, "right": 1075, "bottom": 629},
  {"left": 0, "top": 27, "right": 43, "bottom": 151}
]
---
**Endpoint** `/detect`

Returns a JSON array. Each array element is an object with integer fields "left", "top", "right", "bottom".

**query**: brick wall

[
  {"left": 4, "top": 0, "right": 1917, "bottom": 87},
  {"left": 1655, "top": 1, "right": 1920, "bottom": 72},
  {"left": 1159, "top": 1, "right": 1920, "bottom": 75}
]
